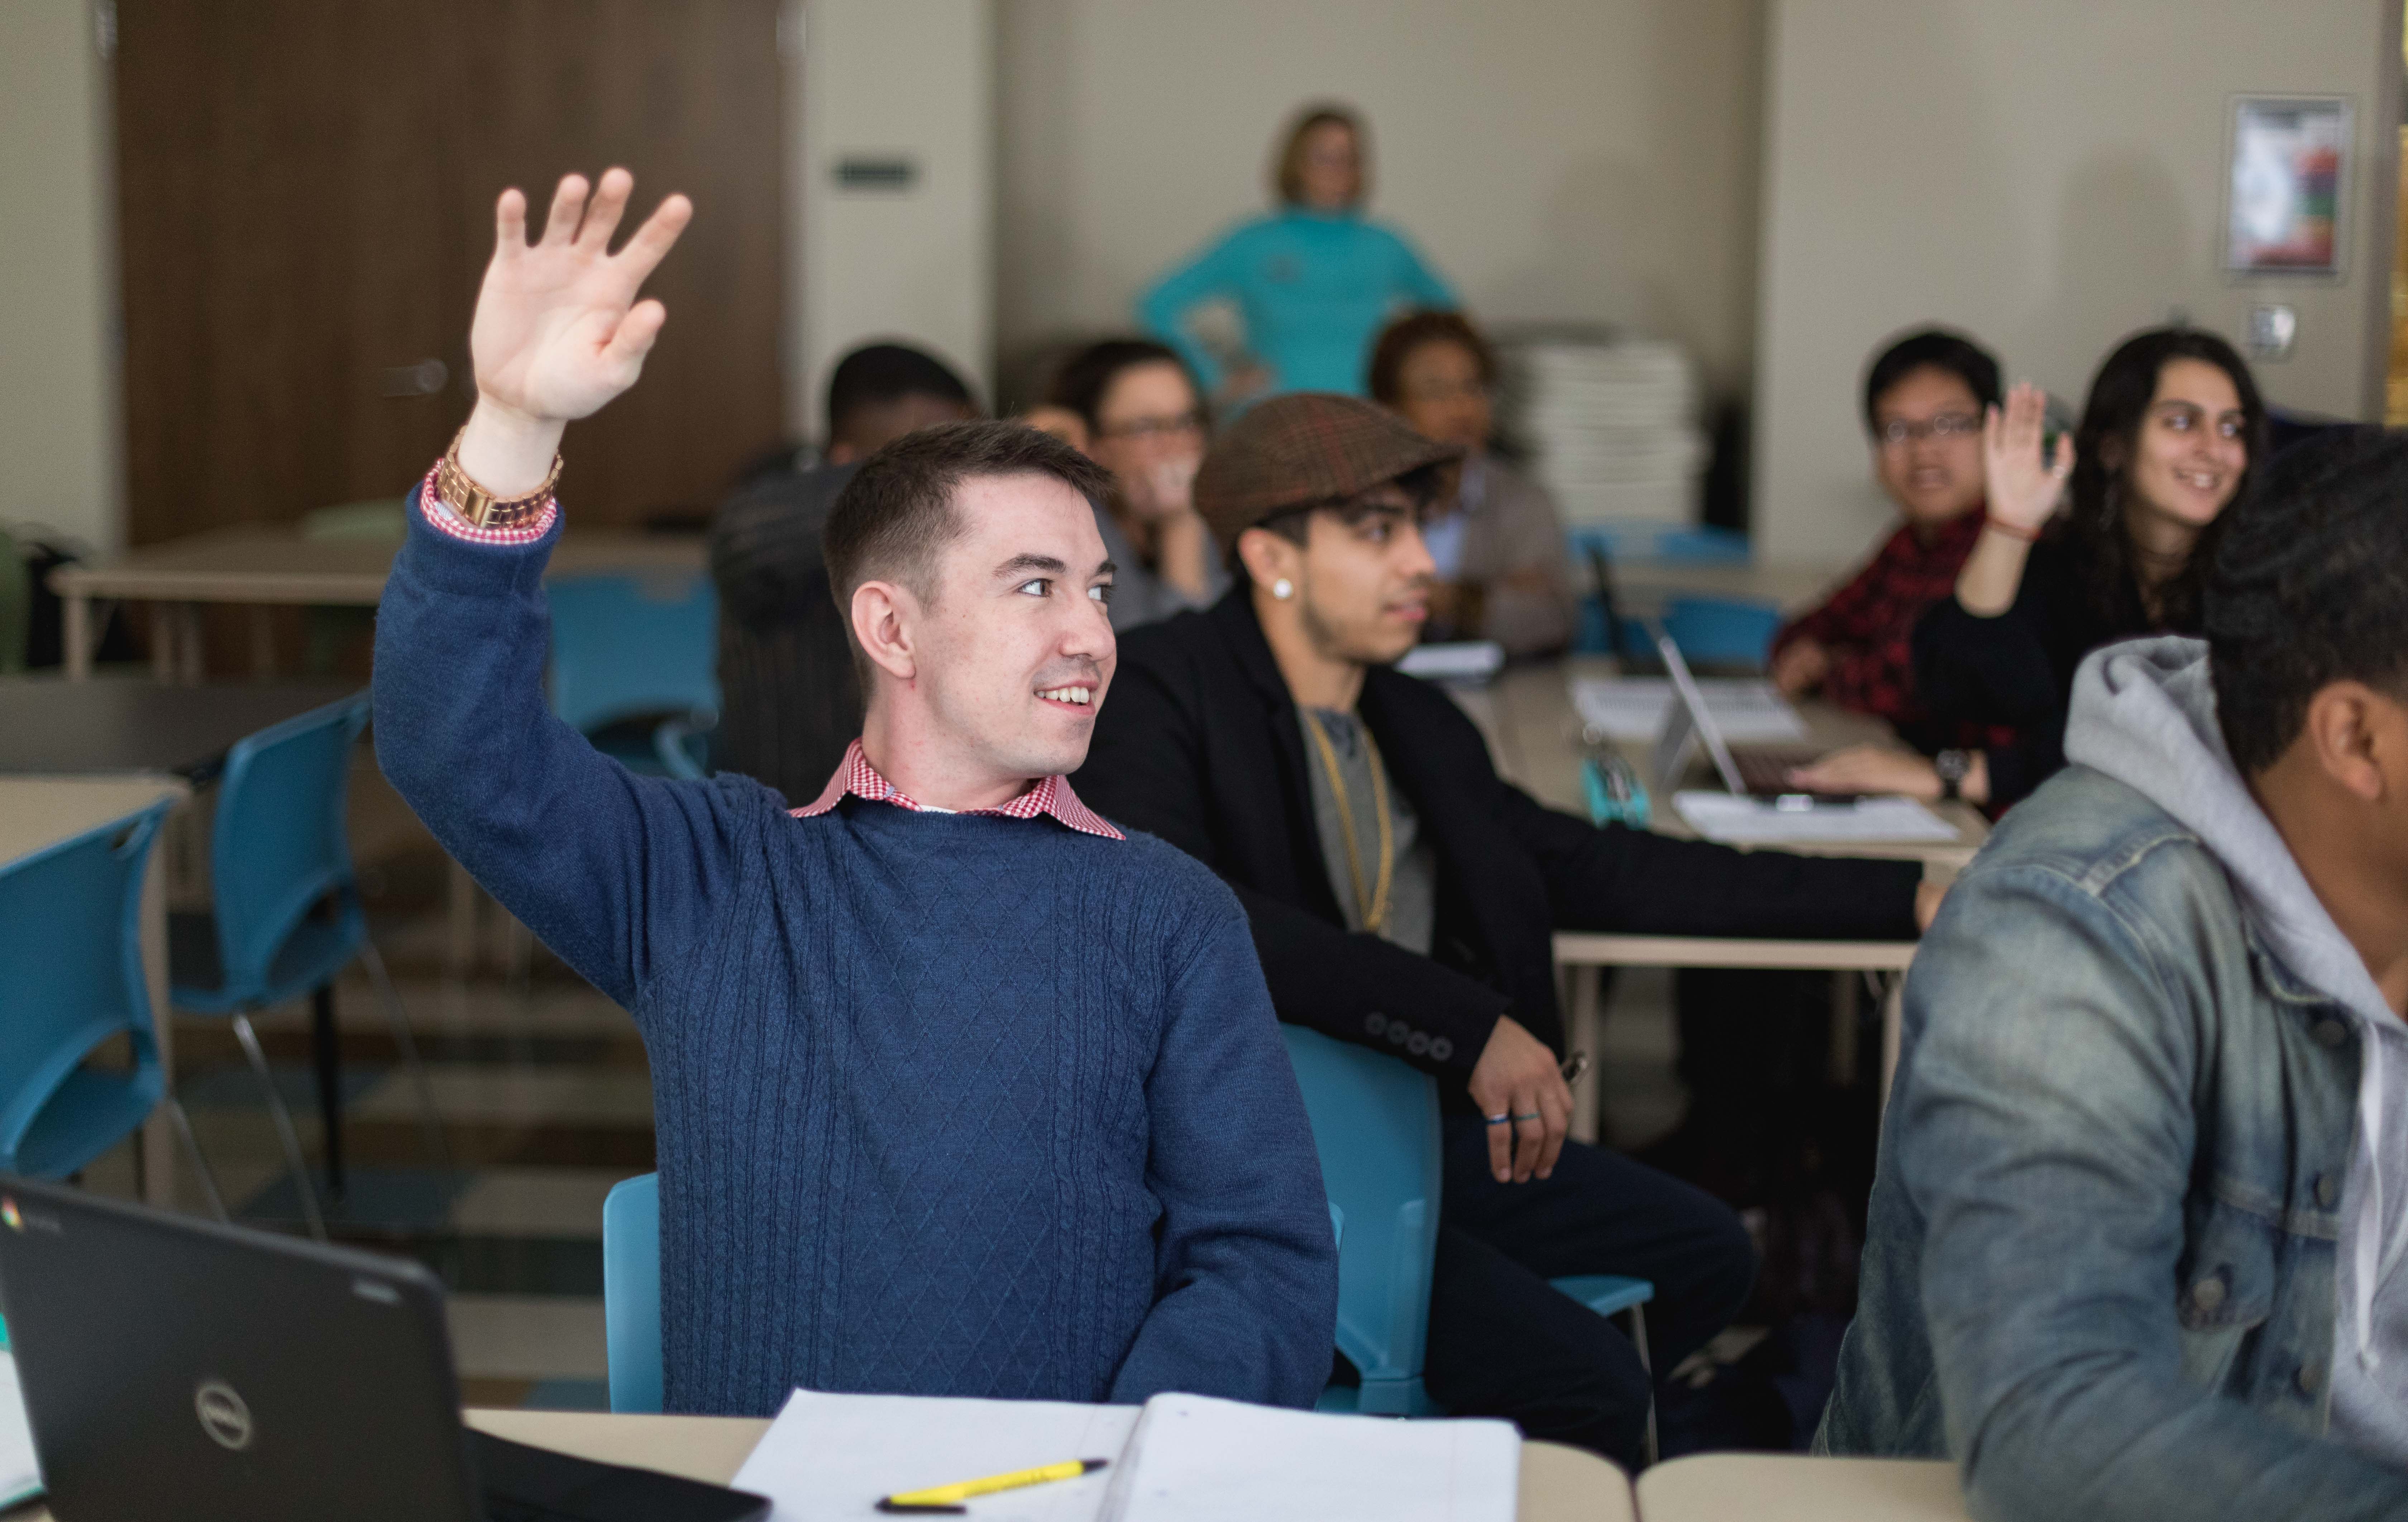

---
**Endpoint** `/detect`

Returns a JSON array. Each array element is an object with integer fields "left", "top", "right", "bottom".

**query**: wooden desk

[
  {"left": 48, "top": 524, "right": 704, "bottom": 680},
  {"left": 1460, "top": 658, "right": 1977, "bottom": 1136},
  {"left": 459, "top": 1409, "right": 1638, "bottom": 1522},
  {"left": 0, "top": 778, "right": 188, "bottom": 1205},
  {"left": 1635, "top": 1453, "right": 1968, "bottom": 1521}
]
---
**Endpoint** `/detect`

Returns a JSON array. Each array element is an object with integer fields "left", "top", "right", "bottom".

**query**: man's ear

[
  {"left": 1236, "top": 525, "right": 1300, "bottom": 591},
  {"left": 2303, "top": 681, "right": 2404, "bottom": 806},
  {"left": 850, "top": 579, "right": 919, "bottom": 683}
]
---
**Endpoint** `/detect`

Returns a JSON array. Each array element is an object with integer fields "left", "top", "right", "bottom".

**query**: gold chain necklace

[{"left": 1303, "top": 710, "right": 1394, "bottom": 934}]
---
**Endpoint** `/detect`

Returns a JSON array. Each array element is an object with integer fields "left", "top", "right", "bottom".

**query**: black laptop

[{"left": 0, "top": 1176, "right": 766, "bottom": 1522}]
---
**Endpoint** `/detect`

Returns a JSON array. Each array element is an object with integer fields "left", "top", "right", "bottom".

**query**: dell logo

[{"left": 194, "top": 1380, "right": 253, "bottom": 1451}]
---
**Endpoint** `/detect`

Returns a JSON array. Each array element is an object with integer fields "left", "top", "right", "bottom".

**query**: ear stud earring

[{"left": 1272, "top": 578, "right": 1294, "bottom": 600}]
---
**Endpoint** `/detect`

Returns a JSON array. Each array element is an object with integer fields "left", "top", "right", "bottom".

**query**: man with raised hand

[{"left": 374, "top": 169, "right": 1336, "bottom": 1416}]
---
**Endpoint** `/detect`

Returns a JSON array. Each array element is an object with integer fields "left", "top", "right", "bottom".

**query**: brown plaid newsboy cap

[{"left": 1193, "top": 393, "right": 1463, "bottom": 554}]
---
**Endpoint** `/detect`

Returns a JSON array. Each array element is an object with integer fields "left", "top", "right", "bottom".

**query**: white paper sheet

[
  {"left": 0, "top": 1349, "right": 42, "bottom": 1508},
  {"left": 730, "top": 1388, "right": 1137, "bottom": 1522},
  {"left": 1100, "top": 1393, "right": 1519, "bottom": 1522},
  {"left": 1570, "top": 677, "right": 1806, "bottom": 742},
  {"left": 1673, "top": 790, "right": 1958, "bottom": 845},
  {"left": 1397, "top": 641, "right": 1506, "bottom": 684}
]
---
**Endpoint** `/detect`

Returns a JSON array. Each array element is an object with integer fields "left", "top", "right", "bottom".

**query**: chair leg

[
  {"left": 1625, "top": 1305, "right": 1659, "bottom": 1468},
  {"left": 231, "top": 1013, "right": 328, "bottom": 1241},
  {"left": 358, "top": 938, "right": 452, "bottom": 1175},
  {"left": 311, "top": 986, "right": 345, "bottom": 1199},
  {"left": 165, "top": 1098, "right": 230, "bottom": 1224}
]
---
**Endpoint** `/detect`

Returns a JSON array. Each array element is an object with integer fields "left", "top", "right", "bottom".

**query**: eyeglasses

[
  {"left": 1094, "top": 410, "right": 1205, "bottom": 442},
  {"left": 1875, "top": 413, "right": 1981, "bottom": 447}
]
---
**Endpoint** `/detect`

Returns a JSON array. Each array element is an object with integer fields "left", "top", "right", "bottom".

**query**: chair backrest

[
  {"left": 0, "top": 529, "right": 29, "bottom": 675},
  {"left": 546, "top": 573, "right": 720, "bottom": 735},
  {"left": 602, "top": 1172, "right": 663, "bottom": 1413},
  {"left": 207, "top": 692, "right": 372, "bottom": 994},
  {"left": 1277, "top": 1024, "right": 1442, "bottom": 1416},
  {"left": 1661, "top": 595, "right": 1782, "bottom": 671},
  {"left": 0, "top": 800, "right": 175, "bottom": 1163}
]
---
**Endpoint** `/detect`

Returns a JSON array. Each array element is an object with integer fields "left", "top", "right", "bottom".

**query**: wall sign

[{"left": 2225, "top": 96, "right": 2351, "bottom": 276}]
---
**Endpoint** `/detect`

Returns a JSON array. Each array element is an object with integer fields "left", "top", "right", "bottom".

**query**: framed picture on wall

[{"left": 2224, "top": 95, "right": 2351, "bottom": 276}]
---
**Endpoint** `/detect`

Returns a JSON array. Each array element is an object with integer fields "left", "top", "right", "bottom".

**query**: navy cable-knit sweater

[{"left": 372, "top": 492, "right": 1337, "bottom": 1415}]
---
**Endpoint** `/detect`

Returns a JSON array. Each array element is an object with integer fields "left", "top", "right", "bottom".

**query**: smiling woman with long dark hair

[{"left": 1904, "top": 327, "right": 2269, "bottom": 810}]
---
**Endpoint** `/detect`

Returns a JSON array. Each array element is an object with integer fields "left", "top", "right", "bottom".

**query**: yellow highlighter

[{"left": 876, "top": 1457, "right": 1111, "bottom": 1514}]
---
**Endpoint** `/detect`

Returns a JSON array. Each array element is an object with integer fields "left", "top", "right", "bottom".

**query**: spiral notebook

[{"left": 728, "top": 1388, "right": 1519, "bottom": 1522}]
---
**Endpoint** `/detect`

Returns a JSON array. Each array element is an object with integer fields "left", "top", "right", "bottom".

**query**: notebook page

[
  {"left": 1673, "top": 791, "right": 1958, "bottom": 844},
  {"left": 0, "top": 1347, "right": 38, "bottom": 1507},
  {"left": 1099, "top": 1393, "right": 1518, "bottom": 1522},
  {"left": 730, "top": 1388, "right": 1140, "bottom": 1522},
  {"left": 1571, "top": 678, "right": 1806, "bottom": 742}
]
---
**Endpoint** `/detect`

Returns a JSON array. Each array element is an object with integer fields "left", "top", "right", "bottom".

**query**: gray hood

[{"left": 2066, "top": 635, "right": 2408, "bottom": 1418}]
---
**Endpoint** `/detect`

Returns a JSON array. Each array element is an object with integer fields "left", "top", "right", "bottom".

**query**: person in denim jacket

[{"left": 1821, "top": 426, "right": 2408, "bottom": 1517}]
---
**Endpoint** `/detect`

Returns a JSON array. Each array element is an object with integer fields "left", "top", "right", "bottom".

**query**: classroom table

[
  {"left": 1635, "top": 1453, "right": 1969, "bottom": 1521},
  {"left": 1458, "top": 657, "right": 1987, "bottom": 1139},
  {"left": 0, "top": 777, "right": 188, "bottom": 1206},
  {"left": 48, "top": 523, "right": 705, "bottom": 680},
  {"left": 0, "top": 677, "right": 361, "bottom": 782},
  {"left": 458, "top": 1409, "right": 1638, "bottom": 1522}
]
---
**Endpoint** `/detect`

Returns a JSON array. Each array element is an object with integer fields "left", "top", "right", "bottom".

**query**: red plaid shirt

[
  {"left": 795, "top": 738, "right": 1124, "bottom": 841},
  {"left": 1772, "top": 510, "right": 2008, "bottom": 746}
]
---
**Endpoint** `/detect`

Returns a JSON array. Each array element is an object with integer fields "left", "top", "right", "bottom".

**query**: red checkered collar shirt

[{"left": 793, "top": 738, "right": 1124, "bottom": 841}]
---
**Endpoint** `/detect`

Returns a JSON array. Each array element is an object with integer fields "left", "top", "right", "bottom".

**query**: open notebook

[{"left": 730, "top": 1388, "right": 1519, "bottom": 1522}]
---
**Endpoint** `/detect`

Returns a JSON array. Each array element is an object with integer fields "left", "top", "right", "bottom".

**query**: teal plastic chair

[
  {"left": 168, "top": 693, "right": 444, "bottom": 1239},
  {"left": 0, "top": 799, "right": 210, "bottom": 1185},
  {"left": 1278, "top": 1025, "right": 1658, "bottom": 1458},
  {"left": 652, "top": 715, "right": 715, "bottom": 781},
  {"left": 546, "top": 573, "right": 720, "bottom": 774},
  {"left": 596, "top": 1181, "right": 1344, "bottom": 1417},
  {"left": 603, "top": 1172, "right": 663, "bottom": 1413},
  {"left": 1661, "top": 595, "right": 1782, "bottom": 672}
]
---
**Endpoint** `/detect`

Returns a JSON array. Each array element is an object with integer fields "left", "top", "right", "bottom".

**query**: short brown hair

[
  {"left": 1367, "top": 309, "right": 1495, "bottom": 406},
  {"left": 1273, "top": 104, "right": 1366, "bottom": 207},
  {"left": 822, "top": 421, "right": 1114, "bottom": 658}
]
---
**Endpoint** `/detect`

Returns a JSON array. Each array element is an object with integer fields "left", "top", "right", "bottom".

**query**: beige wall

[
  {"left": 1754, "top": 0, "right": 2399, "bottom": 564},
  {"left": 0, "top": 0, "right": 121, "bottom": 553},
  {"left": 995, "top": 0, "right": 1767, "bottom": 399},
  {"left": 797, "top": 0, "right": 995, "bottom": 427}
]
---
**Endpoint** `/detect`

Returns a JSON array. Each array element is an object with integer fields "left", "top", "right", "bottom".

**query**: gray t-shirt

[{"left": 1299, "top": 708, "right": 1435, "bottom": 956}]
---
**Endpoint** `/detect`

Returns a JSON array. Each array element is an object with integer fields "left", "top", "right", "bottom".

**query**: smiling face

[
  {"left": 2121, "top": 356, "right": 2250, "bottom": 533},
  {"left": 1868, "top": 365, "right": 1986, "bottom": 531},
  {"left": 1241, "top": 485, "right": 1435, "bottom": 668},
  {"left": 887, "top": 473, "right": 1117, "bottom": 782}
]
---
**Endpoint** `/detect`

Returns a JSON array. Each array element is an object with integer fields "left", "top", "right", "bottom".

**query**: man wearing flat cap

[{"left": 1074, "top": 392, "right": 1942, "bottom": 1464}]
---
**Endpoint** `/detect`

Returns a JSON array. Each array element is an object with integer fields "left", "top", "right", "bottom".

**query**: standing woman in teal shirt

[{"left": 1140, "top": 105, "right": 1456, "bottom": 406}]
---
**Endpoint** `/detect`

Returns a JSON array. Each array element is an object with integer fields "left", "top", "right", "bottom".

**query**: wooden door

[{"left": 114, "top": 0, "right": 787, "bottom": 543}]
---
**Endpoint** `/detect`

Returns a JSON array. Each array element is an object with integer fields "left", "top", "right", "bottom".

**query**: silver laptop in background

[{"left": 1650, "top": 633, "right": 1750, "bottom": 796}]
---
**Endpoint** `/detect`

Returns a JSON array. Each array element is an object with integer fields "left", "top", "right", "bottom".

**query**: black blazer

[{"left": 1073, "top": 591, "right": 1924, "bottom": 1101}]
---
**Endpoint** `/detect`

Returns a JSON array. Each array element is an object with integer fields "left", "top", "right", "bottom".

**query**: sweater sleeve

[
  {"left": 1382, "top": 223, "right": 1457, "bottom": 309},
  {"left": 1137, "top": 223, "right": 1256, "bottom": 397},
  {"left": 1110, "top": 894, "right": 1340, "bottom": 1410},
  {"left": 373, "top": 483, "right": 762, "bottom": 1011},
  {"left": 1495, "top": 780, "right": 1925, "bottom": 941},
  {"left": 1912, "top": 553, "right": 2074, "bottom": 808}
]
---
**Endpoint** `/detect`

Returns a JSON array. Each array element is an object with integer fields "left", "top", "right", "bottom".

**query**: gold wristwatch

[{"left": 434, "top": 426, "right": 563, "bottom": 530}]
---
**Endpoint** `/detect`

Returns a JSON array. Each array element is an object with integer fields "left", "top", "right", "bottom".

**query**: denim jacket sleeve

[{"left": 1899, "top": 860, "right": 2408, "bottom": 1521}]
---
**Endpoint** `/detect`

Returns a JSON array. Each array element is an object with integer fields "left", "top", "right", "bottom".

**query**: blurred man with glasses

[{"left": 1775, "top": 328, "right": 2017, "bottom": 802}]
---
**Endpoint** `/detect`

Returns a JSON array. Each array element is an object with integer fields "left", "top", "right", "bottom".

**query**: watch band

[
  {"left": 1934, "top": 748, "right": 1970, "bottom": 802},
  {"left": 434, "top": 425, "right": 562, "bottom": 531}
]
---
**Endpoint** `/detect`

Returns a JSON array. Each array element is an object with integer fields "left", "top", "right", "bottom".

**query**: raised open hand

[
  {"left": 1982, "top": 381, "right": 2073, "bottom": 532},
  {"left": 471, "top": 169, "right": 692, "bottom": 430}
]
